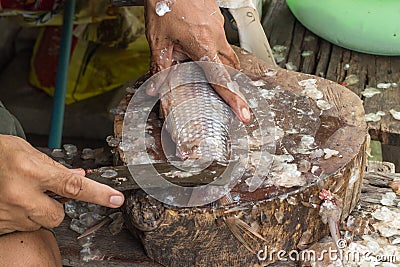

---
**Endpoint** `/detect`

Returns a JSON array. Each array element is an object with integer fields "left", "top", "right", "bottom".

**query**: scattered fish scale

[
  {"left": 249, "top": 80, "right": 266, "bottom": 87},
  {"left": 155, "top": 0, "right": 174, "bottom": 16},
  {"left": 285, "top": 62, "right": 298, "bottom": 71},
  {"left": 323, "top": 148, "right": 339, "bottom": 159},
  {"left": 316, "top": 100, "right": 332, "bottom": 110},
  {"left": 301, "top": 50, "right": 313, "bottom": 57},
  {"left": 121, "top": 71, "right": 350, "bottom": 195},
  {"left": 365, "top": 111, "right": 385, "bottom": 122},
  {"left": 361, "top": 87, "right": 381, "bottom": 98},
  {"left": 377, "top": 82, "right": 392, "bottom": 89},
  {"left": 344, "top": 74, "right": 359, "bottom": 86},
  {"left": 389, "top": 109, "right": 400, "bottom": 120}
]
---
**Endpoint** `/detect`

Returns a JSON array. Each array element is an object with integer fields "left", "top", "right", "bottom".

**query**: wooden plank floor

[
  {"left": 262, "top": 0, "right": 400, "bottom": 147},
  {"left": 57, "top": 219, "right": 162, "bottom": 267}
]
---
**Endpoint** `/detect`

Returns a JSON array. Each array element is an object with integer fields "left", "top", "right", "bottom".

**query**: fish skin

[{"left": 160, "top": 64, "right": 232, "bottom": 162}]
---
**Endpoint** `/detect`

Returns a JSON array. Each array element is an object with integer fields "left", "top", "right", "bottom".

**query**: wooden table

[{"left": 262, "top": 0, "right": 400, "bottom": 170}]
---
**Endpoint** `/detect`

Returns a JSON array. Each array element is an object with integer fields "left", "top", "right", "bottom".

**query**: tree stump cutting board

[{"left": 113, "top": 47, "right": 368, "bottom": 266}]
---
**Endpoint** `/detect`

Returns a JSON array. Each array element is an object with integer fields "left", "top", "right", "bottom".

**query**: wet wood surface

[{"left": 262, "top": 0, "right": 400, "bottom": 147}]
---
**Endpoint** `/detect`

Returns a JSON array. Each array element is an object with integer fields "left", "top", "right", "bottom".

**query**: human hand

[
  {"left": 144, "top": 0, "right": 250, "bottom": 122},
  {"left": 0, "top": 135, "right": 124, "bottom": 234}
]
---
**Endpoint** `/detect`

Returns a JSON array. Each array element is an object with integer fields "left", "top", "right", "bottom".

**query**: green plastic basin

[{"left": 286, "top": 0, "right": 400, "bottom": 55}]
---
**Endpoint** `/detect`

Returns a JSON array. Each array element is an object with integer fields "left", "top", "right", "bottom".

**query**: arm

[{"left": 0, "top": 134, "right": 124, "bottom": 234}]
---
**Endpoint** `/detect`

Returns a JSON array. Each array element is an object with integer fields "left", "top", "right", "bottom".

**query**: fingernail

[
  {"left": 242, "top": 107, "right": 251, "bottom": 122},
  {"left": 109, "top": 195, "right": 124, "bottom": 206}
]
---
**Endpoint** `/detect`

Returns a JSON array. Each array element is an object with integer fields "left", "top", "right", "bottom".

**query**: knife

[{"left": 48, "top": 161, "right": 238, "bottom": 202}]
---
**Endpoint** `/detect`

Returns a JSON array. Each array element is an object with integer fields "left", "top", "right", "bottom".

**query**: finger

[
  {"left": 213, "top": 24, "right": 240, "bottom": 70},
  {"left": 147, "top": 42, "right": 174, "bottom": 96},
  {"left": 27, "top": 193, "right": 65, "bottom": 229},
  {"left": 175, "top": 38, "right": 249, "bottom": 122},
  {"left": 32, "top": 148, "right": 70, "bottom": 171},
  {"left": 0, "top": 218, "right": 40, "bottom": 233},
  {"left": 212, "top": 82, "right": 251, "bottom": 123},
  {"left": 68, "top": 168, "right": 85, "bottom": 176},
  {"left": 199, "top": 57, "right": 251, "bottom": 123},
  {"left": 34, "top": 150, "right": 85, "bottom": 177},
  {"left": 13, "top": 219, "right": 41, "bottom": 232},
  {"left": 218, "top": 45, "right": 240, "bottom": 70},
  {"left": 171, "top": 49, "right": 190, "bottom": 63},
  {"left": 6, "top": 211, "right": 42, "bottom": 232},
  {"left": 40, "top": 170, "right": 124, "bottom": 208}
]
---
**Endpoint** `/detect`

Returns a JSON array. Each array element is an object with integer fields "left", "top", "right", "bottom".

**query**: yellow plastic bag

[
  {"left": 29, "top": 6, "right": 149, "bottom": 104},
  {"left": 0, "top": 0, "right": 118, "bottom": 26}
]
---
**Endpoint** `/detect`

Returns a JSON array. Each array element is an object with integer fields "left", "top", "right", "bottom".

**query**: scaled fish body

[{"left": 160, "top": 64, "right": 232, "bottom": 162}]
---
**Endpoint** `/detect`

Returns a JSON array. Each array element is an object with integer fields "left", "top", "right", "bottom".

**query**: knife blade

[
  {"left": 48, "top": 161, "right": 238, "bottom": 202},
  {"left": 86, "top": 161, "right": 238, "bottom": 191}
]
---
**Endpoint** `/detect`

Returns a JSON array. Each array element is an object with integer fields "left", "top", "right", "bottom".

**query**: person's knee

[{"left": 0, "top": 229, "right": 62, "bottom": 267}]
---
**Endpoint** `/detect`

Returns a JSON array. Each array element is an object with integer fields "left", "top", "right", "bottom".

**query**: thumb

[{"left": 27, "top": 192, "right": 65, "bottom": 229}]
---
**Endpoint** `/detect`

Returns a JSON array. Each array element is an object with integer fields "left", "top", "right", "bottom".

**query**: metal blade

[{"left": 85, "top": 161, "right": 238, "bottom": 191}]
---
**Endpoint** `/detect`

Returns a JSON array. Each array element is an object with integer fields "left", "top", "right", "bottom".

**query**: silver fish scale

[{"left": 161, "top": 69, "right": 232, "bottom": 162}]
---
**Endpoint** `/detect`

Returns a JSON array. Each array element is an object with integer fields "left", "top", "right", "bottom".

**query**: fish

[{"left": 159, "top": 63, "right": 233, "bottom": 162}]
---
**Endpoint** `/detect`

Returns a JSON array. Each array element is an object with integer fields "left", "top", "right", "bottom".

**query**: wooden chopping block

[{"left": 113, "top": 46, "right": 368, "bottom": 266}]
